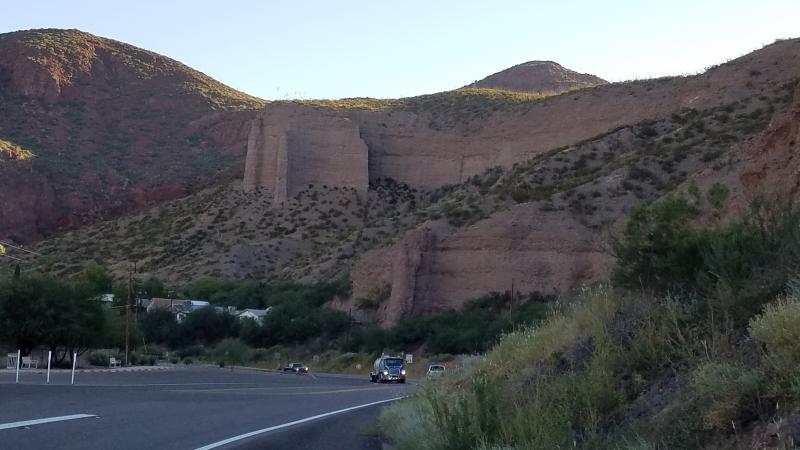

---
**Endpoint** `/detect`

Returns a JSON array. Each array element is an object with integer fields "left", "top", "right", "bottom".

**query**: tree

[
  {"left": 141, "top": 309, "right": 179, "bottom": 346},
  {"left": 77, "top": 262, "right": 113, "bottom": 297},
  {"left": 177, "top": 308, "right": 239, "bottom": 346},
  {"left": 141, "top": 277, "right": 166, "bottom": 299},
  {"left": 0, "top": 273, "right": 106, "bottom": 361},
  {"left": 611, "top": 195, "right": 704, "bottom": 291},
  {"left": 0, "top": 275, "right": 53, "bottom": 355}
]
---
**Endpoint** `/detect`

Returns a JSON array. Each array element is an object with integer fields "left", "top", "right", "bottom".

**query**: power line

[{"left": 0, "top": 241, "right": 42, "bottom": 256}]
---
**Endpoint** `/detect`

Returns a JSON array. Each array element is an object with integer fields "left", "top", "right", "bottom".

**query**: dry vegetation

[
  {"left": 0, "top": 139, "right": 34, "bottom": 161},
  {"left": 9, "top": 28, "right": 265, "bottom": 110},
  {"left": 11, "top": 79, "right": 796, "bottom": 285}
]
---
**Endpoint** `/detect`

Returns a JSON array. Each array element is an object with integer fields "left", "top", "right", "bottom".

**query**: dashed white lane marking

[
  {"left": 0, "top": 414, "right": 97, "bottom": 431},
  {"left": 194, "top": 397, "right": 403, "bottom": 450}
]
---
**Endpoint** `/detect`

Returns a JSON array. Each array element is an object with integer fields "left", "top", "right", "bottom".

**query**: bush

[
  {"left": 749, "top": 295, "right": 800, "bottom": 381},
  {"left": 88, "top": 351, "right": 112, "bottom": 367},
  {"left": 614, "top": 195, "right": 800, "bottom": 325},
  {"left": 249, "top": 348, "right": 269, "bottom": 362},
  {"left": 214, "top": 338, "right": 248, "bottom": 366},
  {"left": 176, "top": 345, "right": 205, "bottom": 359},
  {"left": 691, "top": 361, "right": 765, "bottom": 430},
  {"left": 612, "top": 195, "right": 703, "bottom": 291}
]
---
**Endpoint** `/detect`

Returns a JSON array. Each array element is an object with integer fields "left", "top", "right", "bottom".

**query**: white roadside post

[
  {"left": 70, "top": 352, "right": 77, "bottom": 385},
  {"left": 46, "top": 350, "right": 52, "bottom": 384},
  {"left": 15, "top": 350, "right": 20, "bottom": 384}
]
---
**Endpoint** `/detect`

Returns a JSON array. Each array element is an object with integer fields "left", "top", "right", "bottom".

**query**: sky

[{"left": 2, "top": 1, "right": 799, "bottom": 100}]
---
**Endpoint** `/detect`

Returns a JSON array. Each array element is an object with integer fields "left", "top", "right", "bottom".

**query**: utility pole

[
  {"left": 510, "top": 278, "right": 515, "bottom": 313},
  {"left": 125, "top": 264, "right": 132, "bottom": 366},
  {"left": 133, "top": 263, "right": 139, "bottom": 325}
]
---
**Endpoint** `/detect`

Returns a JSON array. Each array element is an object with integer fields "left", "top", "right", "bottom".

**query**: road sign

[{"left": 405, "top": 354, "right": 413, "bottom": 364}]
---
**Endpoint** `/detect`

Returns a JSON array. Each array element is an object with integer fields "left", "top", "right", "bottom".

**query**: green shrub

[
  {"left": 749, "top": 295, "right": 800, "bottom": 381},
  {"left": 614, "top": 195, "right": 800, "bottom": 325},
  {"left": 612, "top": 195, "right": 703, "bottom": 291},
  {"left": 214, "top": 338, "right": 248, "bottom": 366},
  {"left": 176, "top": 345, "right": 205, "bottom": 359},
  {"left": 691, "top": 361, "right": 765, "bottom": 431},
  {"left": 88, "top": 351, "right": 112, "bottom": 367}
]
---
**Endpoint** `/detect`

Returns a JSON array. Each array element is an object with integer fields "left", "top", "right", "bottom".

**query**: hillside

[
  {"left": 0, "top": 28, "right": 265, "bottom": 242},
  {"left": 3, "top": 36, "right": 800, "bottom": 328},
  {"left": 11, "top": 43, "right": 798, "bottom": 320},
  {"left": 465, "top": 60, "right": 607, "bottom": 93}
]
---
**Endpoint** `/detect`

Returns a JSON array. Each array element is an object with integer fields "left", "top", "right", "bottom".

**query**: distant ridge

[{"left": 466, "top": 60, "right": 607, "bottom": 93}]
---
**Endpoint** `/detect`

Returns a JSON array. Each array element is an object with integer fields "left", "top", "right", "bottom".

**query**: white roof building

[{"left": 237, "top": 308, "right": 271, "bottom": 323}]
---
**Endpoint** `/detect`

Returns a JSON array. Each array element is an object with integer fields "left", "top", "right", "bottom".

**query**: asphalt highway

[{"left": 0, "top": 366, "right": 414, "bottom": 449}]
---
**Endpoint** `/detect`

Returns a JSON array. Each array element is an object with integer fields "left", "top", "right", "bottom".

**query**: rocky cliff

[
  {"left": 349, "top": 208, "right": 614, "bottom": 325},
  {"left": 0, "top": 29, "right": 264, "bottom": 242},
  {"left": 243, "top": 106, "right": 368, "bottom": 203},
  {"left": 243, "top": 39, "right": 800, "bottom": 200},
  {"left": 740, "top": 82, "right": 800, "bottom": 197},
  {"left": 465, "top": 60, "right": 607, "bottom": 93}
]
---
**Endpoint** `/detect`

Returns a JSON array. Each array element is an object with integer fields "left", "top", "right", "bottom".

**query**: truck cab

[{"left": 370, "top": 355, "right": 406, "bottom": 383}]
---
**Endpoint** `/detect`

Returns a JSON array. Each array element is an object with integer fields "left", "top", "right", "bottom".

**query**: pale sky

[{"left": 2, "top": 0, "right": 799, "bottom": 100}]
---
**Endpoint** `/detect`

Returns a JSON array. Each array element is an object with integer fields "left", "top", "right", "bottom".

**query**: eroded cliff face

[
  {"left": 244, "top": 39, "right": 800, "bottom": 194},
  {"left": 243, "top": 105, "right": 368, "bottom": 203},
  {"left": 740, "top": 83, "right": 800, "bottom": 197},
  {"left": 238, "top": 40, "right": 800, "bottom": 326},
  {"left": 346, "top": 206, "right": 613, "bottom": 326}
]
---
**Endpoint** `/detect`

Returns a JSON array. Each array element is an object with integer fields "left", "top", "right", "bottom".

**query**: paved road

[{"left": 0, "top": 366, "right": 413, "bottom": 449}]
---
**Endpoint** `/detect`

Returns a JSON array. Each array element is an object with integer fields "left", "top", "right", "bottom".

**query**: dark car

[
  {"left": 370, "top": 356, "right": 406, "bottom": 383},
  {"left": 283, "top": 362, "right": 309, "bottom": 373}
]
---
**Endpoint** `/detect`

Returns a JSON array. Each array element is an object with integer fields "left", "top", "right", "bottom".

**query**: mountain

[
  {"left": 465, "top": 60, "right": 607, "bottom": 93},
  {"left": 3, "top": 31, "right": 800, "bottom": 327},
  {"left": 9, "top": 38, "right": 799, "bottom": 325},
  {"left": 0, "top": 29, "right": 265, "bottom": 242}
]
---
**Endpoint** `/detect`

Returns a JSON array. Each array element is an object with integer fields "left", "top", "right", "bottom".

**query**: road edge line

[
  {"left": 0, "top": 414, "right": 97, "bottom": 431},
  {"left": 194, "top": 397, "right": 403, "bottom": 450}
]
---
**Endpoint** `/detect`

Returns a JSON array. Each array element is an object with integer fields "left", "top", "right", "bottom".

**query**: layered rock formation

[
  {"left": 348, "top": 208, "right": 614, "bottom": 325},
  {"left": 466, "top": 60, "right": 607, "bottom": 93},
  {"left": 244, "top": 38, "right": 800, "bottom": 199},
  {"left": 243, "top": 107, "right": 368, "bottom": 203}
]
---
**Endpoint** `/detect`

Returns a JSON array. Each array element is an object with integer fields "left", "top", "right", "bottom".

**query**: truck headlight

[
  {"left": 383, "top": 370, "right": 388, "bottom": 375},
  {"left": 401, "top": 369, "right": 406, "bottom": 375}
]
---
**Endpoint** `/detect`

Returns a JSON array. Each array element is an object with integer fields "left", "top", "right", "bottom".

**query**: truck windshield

[{"left": 384, "top": 358, "right": 403, "bottom": 367}]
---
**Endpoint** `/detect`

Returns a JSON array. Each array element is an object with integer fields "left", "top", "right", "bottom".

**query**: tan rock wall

[
  {"left": 245, "top": 39, "right": 800, "bottom": 194},
  {"left": 348, "top": 206, "right": 614, "bottom": 326},
  {"left": 243, "top": 106, "right": 369, "bottom": 203}
]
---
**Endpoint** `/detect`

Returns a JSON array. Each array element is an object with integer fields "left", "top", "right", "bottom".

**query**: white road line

[
  {"left": 0, "top": 414, "right": 97, "bottom": 431},
  {"left": 194, "top": 397, "right": 403, "bottom": 450}
]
